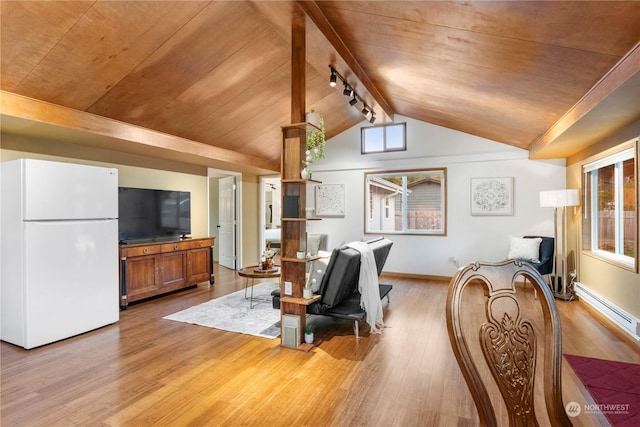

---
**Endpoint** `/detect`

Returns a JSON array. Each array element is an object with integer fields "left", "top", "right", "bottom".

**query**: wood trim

[
  {"left": 298, "top": 0, "right": 394, "bottom": 122},
  {"left": 291, "top": 8, "right": 306, "bottom": 124},
  {"left": 1, "top": 91, "right": 280, "bottom": 173},
  {"left": 381, "top": 272, "right": 451, "bottom": 282},
  {"left": 529, "top": 42, "right": 640, "bottom": 158}
]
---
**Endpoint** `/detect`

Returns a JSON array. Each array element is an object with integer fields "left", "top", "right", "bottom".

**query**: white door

[{"left": 218, "top": 176, "right": 236, "bottom": 269}]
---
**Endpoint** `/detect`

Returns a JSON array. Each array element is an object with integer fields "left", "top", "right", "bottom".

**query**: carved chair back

[{"left": 446, "top": 260, "right": 572, "bottom": 427}]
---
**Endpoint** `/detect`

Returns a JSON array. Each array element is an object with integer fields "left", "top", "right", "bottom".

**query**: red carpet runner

[{"left": 564, "top": 354, "right": 640, "bottom": 427}]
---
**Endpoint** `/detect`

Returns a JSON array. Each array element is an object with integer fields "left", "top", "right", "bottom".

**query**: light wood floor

[{"left": 2, "top": 265, "right": 638, "bottom": 426}]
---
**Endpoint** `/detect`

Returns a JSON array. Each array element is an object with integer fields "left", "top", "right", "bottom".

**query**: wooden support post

[
  {"left": 291, "top": 9, "right": 305, "bottom": 124},
  {"left": 279, "top": 9, "right": 311, "bottom": 349}
]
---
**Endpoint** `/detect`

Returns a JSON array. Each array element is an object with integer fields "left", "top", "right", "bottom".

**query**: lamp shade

[{"left": 539, "top": 189, "right": 579, "bottom": 207}]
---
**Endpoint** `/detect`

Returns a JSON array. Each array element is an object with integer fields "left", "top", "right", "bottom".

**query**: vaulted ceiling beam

[
  {"left": 1, "top": 91, "right": 280, "bottom": 173},
  {"left": 529, "top": 42, "right": 640, "bottom": 159},
  {"left": 297, "top": 0, "right": 394, "bottom": 123}
]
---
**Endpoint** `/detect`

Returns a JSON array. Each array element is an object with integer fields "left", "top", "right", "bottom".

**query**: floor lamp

[{"left": 539, "top": 189, "right": 579, "bottom": 301}]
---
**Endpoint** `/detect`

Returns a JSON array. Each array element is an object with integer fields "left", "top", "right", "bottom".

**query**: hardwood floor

[{"left": 1, "top": 265, "right": 638, "bottom": 426}]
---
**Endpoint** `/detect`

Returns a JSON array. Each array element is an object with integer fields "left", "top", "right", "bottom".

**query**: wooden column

[
  {"left": 279, "top": 10, "right": 312, "bottom": 348},
  {"left": 291, "top": 9, "right": 305, "bottom": 124}
]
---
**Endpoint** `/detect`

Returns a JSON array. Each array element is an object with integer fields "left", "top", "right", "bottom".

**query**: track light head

[
  {"left": 343, "top": 84, "right": 353, "bottom": 97},
  {"left": 369, "top": 114, "right": 376, "bottom": 124},
  {"left": 362, "top": 106, "right": 369, "bottom": 116},
  {"left": 349, "top": 95, "right": 358, "bottom": 106},
  {"left": 329, "top": 72, "right": 337, "bottom": 87}
]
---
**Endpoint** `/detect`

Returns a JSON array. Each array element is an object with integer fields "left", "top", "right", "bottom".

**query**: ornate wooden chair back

[{"left": 446, "top": 260, "right": 572, "bottom": 427}]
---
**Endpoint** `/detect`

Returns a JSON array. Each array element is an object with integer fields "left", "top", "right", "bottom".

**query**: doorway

[
  {"left": 260, "top": 176, "right": 281, "bottom": 255},
  {"left": 208, "top": 168, "right": 242, "bottom": 271}
]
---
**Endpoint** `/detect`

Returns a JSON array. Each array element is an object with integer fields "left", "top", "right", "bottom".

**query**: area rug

[
  {"left": 163, "top": 281, "right": 281, "bottom": 339},
  {"left": 565, "top": 354, "right": 640, "bottom": 426}
]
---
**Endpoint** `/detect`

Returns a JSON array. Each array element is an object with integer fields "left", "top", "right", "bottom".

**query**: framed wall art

[
  {"left": 315, "top": 184, "right": 345, "bottom": 218},
  {"left": 470, "top": 177, "right": 514, "bottom": 216}
]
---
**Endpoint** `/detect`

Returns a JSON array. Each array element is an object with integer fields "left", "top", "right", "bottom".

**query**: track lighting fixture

[
  {"left": 343, "top": 83, "right": 353, "bottom": 97},
  {"left": 328, "top": 65, "right": 376, "bottom": 122},
  {"left": 329, "top": 71, "right": 337, "bottom": 87}
]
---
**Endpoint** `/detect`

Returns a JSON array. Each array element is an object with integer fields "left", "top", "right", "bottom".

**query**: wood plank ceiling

[{"left": 1, "top": 1, "right": 639, "bottom": 173}]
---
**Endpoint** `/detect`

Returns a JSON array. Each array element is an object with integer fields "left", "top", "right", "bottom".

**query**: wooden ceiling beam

[
  {"left": 297, "top": 0, "right": 394, "bottom": 122},
  {"left": 1, "top": 91, "right": 280, "bottom": 173},
  {"left": 529, "top": 42, "right": 640, "bottom": 159}
]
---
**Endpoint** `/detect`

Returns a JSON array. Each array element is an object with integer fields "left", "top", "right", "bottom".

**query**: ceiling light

[
  {"left": 329, "top": 72, "right": 337, "bottom": 87},
  {"left": 329, "top": 65, "right": 377, "bottom": 122}
]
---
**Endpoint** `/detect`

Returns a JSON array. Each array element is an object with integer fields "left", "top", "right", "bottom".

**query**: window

[
  {"left": 365, "top": 168, "right": 447, "bottom": 235},
  {"left": 582, "top": 143, "right": 637, "bottom": 270},
  {"left": 361, "top": 123, "right": 406, "bottom": 154}
]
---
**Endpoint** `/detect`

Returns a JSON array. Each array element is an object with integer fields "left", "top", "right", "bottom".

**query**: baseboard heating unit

[{"left": 575, "top": 282, "right": 639, "bottom": 341}]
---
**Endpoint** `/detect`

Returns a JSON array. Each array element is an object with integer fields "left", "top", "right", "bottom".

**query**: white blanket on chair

[{"left": 346, "top": 241, "right": 384, "bottom": 333}]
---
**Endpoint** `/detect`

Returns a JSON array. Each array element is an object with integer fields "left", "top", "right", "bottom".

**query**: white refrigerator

[{"left": 1, "top": 159, "right": 119, "bottom": 349}]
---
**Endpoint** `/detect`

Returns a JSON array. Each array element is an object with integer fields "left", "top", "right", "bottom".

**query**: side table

[{"left": 237, "top": 265, "right": 280, "bottom": 308}]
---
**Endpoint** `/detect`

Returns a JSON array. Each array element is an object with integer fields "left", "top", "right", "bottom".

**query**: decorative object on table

[
  {"left": 315, "top": 184, "right": 346, "bottom": 218},
  {"left": 304, "top": 324, "right": 314, "bottom": 344},
  {"left": 303, "top": 275, "right": 315, "bottom": 299},
  {"left": 300, "top": 167, "right": 311, "bottom": 180},
  {"left": 470, "top": 177, "right": 514, "bottom": 216},
  {"left": 296, "top": 249, "right": 305, "bottom": 259},
  {"left": 261, "top": 249, "right": 276, "bottom": 270},
  {"left": 163, "top": 281, "right": 281, "bottom": 339},
  {"left": 540, "top": 189, "right": 580, "bottom": 301},
  {"left": 303, "top": 286, "right": 313, "bottom": 300}
]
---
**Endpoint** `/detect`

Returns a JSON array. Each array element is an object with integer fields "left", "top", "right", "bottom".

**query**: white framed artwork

[
  {"left": 470, "top": 177, "right": 514, "bottom": 216},
  {"left": 315, "top": 184, "right": 345, "bottom": 218}
]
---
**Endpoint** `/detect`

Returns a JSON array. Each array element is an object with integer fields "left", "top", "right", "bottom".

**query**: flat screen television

[{"left": 118, "top": 187, "right": 191, "bottom": 243}]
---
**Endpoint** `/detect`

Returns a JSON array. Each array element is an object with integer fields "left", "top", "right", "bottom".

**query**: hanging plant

[{"left": 306, "top": 116, "right": 326, "bottom": 161}]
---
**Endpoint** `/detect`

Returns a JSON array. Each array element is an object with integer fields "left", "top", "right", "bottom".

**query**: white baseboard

[{"left": 574, "top": 282, "right": 640, "bottom": 341}]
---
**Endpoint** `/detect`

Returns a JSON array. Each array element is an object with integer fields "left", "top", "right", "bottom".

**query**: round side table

[{"left": 237, "top": 265, "right": 280, "bottom": 308}]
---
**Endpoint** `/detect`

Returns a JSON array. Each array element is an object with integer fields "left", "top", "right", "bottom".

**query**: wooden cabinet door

[
  {"left": 158, "top": 251, "right": 187, "bottom": 290},
  {"left": 187, "top": 247, "right": 211, "bottom": 284},
  {"left": 125, "top": 255, "right": 160, "bottom": 302}
]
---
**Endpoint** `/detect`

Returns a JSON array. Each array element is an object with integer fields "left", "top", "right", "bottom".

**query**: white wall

[{"left": 305, "top": 115, "right": 566, "bottom": 277}]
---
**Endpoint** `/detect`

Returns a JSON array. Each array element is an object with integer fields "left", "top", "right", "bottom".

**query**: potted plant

[
  {"left": 304, "top": 324, "right": 314, "bottom": 344},
  {"left": 303, "top": 277, "right": 315, "bottom": 299}
]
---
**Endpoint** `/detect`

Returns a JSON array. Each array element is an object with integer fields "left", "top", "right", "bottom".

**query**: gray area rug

[{"left": 163, "top": 281, "right": 281, "bottom": 339}]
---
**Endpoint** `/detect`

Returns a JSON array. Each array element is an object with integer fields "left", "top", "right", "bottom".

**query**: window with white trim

[
  {"left": 361, "top": 123, "right": 406, "bottom": 154},
  {"left": 582, "top": 143, "right": 637, "bottom": 270}
]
